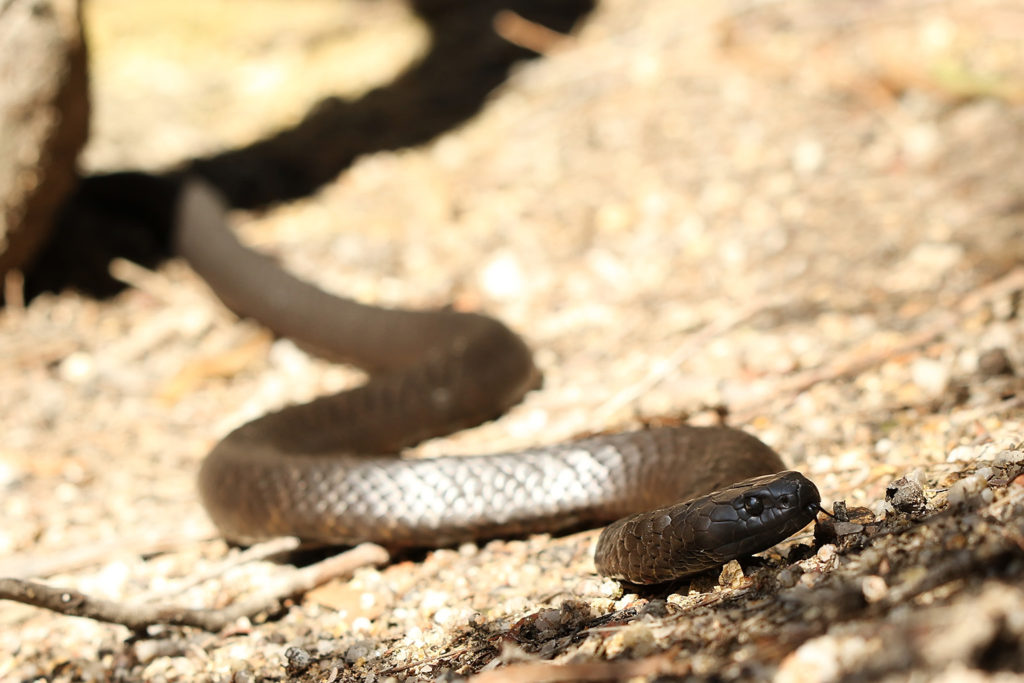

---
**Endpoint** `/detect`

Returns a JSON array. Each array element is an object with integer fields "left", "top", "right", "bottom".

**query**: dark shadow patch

[{"left": 19, "top": 0, "right": 595, "bottom": 302}]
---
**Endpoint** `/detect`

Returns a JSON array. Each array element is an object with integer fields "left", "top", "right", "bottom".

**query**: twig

[
  {"left": 731, "top": 267, "right": 1024, "bottom": 423},
  {"left": 951, "top": 393, "right": 1024, "bottom": 427},
  {"left": 493, "top": 10, "right": 574, "bottom": 54},
  {"left": 0, "top": 543, "right": 389, "bottom": 632},
  {"left": 108, "top": 257, "right": 179, "bottom": 304},
  {"left": 3, "top": 268, "right": 25, "bottom": 313},
  {"left": 470, "top": 651, "right": 677, "bottom": 682},
  {"left": 0, "top": 527, "right": 215, "bottom": 579},
  {"left": 382, "top": 644, "right": 479, "bottom": 677},
  {"left": 591, "top": 268, "right": 1024, "bottom": 429},
  {"left": 134, "top": 536, "right": 302, "bottom": 602}
]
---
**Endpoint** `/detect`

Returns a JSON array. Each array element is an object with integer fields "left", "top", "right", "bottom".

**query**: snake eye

[
  {"left": 778, "top": 493, "right": 792, "bottom": 507},
  {"left": 743, "top": 495, "right": 765, "bottom": 516}
]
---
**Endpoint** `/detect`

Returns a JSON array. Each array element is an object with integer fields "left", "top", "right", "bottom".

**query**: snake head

[
  {"left": 699, "top": 470, "right": 821, "bottom": 564},
  {"left": 595, "top": 470, "right": 822, "bottom": 584}
]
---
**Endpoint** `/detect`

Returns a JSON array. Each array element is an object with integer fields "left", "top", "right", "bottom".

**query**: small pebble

[
  {"left": 947, "top": 445, "right": 978, "bottom": 463},
  {"left": 947, "top": 475, "right": 991, "bottom": 507},
  {"left": 776, "top": 634, "right": 842, "bottom": 683},
  {"left": 479, "top": 252, "right": 526, "bottom": 301},
  {"left": 977, "top": 347, "right": 1014, "bottom": 377},
  {"left": 603, "top": 623, "right": 657, "bottom": 659},
  {"left": 133, "top": 639, "right": 185, "bottom": 665},
  {"left": 0, "top": 458, "right": 22, "bottom": 489},
  {"left": 284, "top": 646, "right": 312, "bottom": 676},
  {"left": 792, "top": 138, "right": 825, "bottom": 175},
  {"left": 911, "top": 357, "right": 950, "bottom": 398},
  {"left": 59, "top": 351, "right": 96, "bottom": 383},
  {"left": 638, "top": 598, "right": 669, "bottom": 618},
  {"left": 718, "top": 560, "right": 745, "bottom": 587},
  {"left": 344, "top": 641, "right": 372, "bottom": 664},
  {"left": 861, "top": 575, "right": 888, "bottom": 603},
  {"left": 886, "top": 476, "right": 927, "bottom": 515},
  {"left": 833, "top": 521, "right": 865, "bottom": 536},
  {"left": 996, "top": 450, "right": 1024, "bottom": 465},
  {"left": 817, "top": 544, "right": 837, "bottom": 563},
  {"left": 776, "top": 567, "right": 801, "bottom": 588}
]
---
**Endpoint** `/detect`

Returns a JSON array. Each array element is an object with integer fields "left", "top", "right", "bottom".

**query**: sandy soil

[{"left": 3, "top": 0, "right": 1024, "bottom": 680}]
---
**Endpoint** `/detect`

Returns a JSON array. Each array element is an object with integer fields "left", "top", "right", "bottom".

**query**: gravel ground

[{"left": 3, "top": 0, "right": 1024, "bottom": 680}]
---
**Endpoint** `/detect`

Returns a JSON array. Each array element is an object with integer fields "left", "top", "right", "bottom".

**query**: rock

[
  {"left": 886, "top": 476, "right": 927, "bottom": 515},
  {"left": 283, "top": 646, "right": 312, "bottom": 676},
  {"left": 976, "top": 347, "right": 1014, "bottom": 378},
  {"left": 0, "top": 0, "right": 89, "bottom": 287}
]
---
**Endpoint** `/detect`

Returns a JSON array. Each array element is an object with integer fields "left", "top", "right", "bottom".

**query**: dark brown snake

[{"left": 175, "top": 178, "right": 820, "bottom": 584}]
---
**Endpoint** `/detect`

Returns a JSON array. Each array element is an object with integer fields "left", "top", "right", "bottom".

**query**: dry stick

[
  {"left": 382, "top": 645, "right": 480, "bottom": 677},
  {"left": 493, "top": 10, "right": 575, "bottom": 55},
  {"left": 3, "top": 268, "right": 25, "bottom": 313},
  {"left": 470, "top": 652, "right": 677, "bottom": 683},
  {"left": 951, "top": 393, "right": 1024, "bottom": 427},
  {"left": 108, "top": 257, "right": 182, "bottom": 303},
  {"left": 726, "top": 266, "right": 1024, "bottom": 423},
  {"left": 0, "top": 543, "right": 389, "bottom": 632},
  {"left": 0, "top": 528, "right": 215, "bottom": 580},
  {"left": 133, "top": 536, "right": 302, "bottom": 603},
  {"left": 594, "top": 267, "right": 1024, "bottom": 429}
]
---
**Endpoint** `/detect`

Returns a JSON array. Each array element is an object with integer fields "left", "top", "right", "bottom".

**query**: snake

[{"left": 175, "top": 178, "right": 821, "bottom": 584}]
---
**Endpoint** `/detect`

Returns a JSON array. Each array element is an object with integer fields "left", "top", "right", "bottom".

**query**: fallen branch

[
  {"left": 134, "top": 536, "right": 302, "bottom": 603},
  {"left": 0, "top": 527, "right": 214, "bottom": 580},
  {"left": 0, "top": 543, "right": 389, "bottom": 632}
]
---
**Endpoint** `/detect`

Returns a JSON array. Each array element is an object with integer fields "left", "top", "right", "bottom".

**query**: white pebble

[
  {"left": 268, "top": 339, "right": 311, "bottom": 376},
  {"left": 0, "top": 457, "right": 21, "bottom": 488},
  {"left": 911, "top": 357, "right": 949, "bottom": 397},
  {"left": 901, "top": 122, "right": 941, "bottom": 167},
  {"left": 776, "top": 634, "right": 841, "bottom": 683},
  {"left": 432, "top": 607, "right": 457, "bottom": 626},
  {"left": 479, "top": 252, "right": 525, "bottom": 301},
  {"left": 947, "top": 445, "right": 978, "bottom": 463},
  {"left": 792, "top": 138, "right": 825, "bottom": 175},
  {"left": 59, "top": 351, "right": 96, "bottom": 383},
  {"left": 996, "top": 450, "right": 1024, "bottom": 465},
  {"left": 344, "top": 641, "right": 372, "bottom": 663},
  {"left": 947, "top": 475, "right": 989, "bottom": 507},
  {"left": 813, "top": 544, "right": 839, "bottom": 572},
  {"left": 420, "top": 590, "right": 451, "bottom": 613},
  {"left": 861, "top": 575, "right": 888, "bottom": 603}
]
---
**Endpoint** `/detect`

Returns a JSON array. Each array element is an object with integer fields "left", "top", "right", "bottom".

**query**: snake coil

[{"left": 177, "top": 178, "right": 819, "bottom": 584}]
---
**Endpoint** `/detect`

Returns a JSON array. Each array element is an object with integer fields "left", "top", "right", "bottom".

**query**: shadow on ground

[{"left": 21, "top": 0, "right": 594, "bottom": 301}]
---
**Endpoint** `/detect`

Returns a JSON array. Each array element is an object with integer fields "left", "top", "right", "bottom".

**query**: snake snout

[
  {"left": 766, "top": 471, "right": 821, "bottom": 512},
  {"left": 702, "top": 471, "right": 821, "bottom": 568},
  {"left": 750, "top": 471, "right": 822, "bottom": 532},
  {"left": 726, "top": 471, "right": 820, "bottom": 521}
]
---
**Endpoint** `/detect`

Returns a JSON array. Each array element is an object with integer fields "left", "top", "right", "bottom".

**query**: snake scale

[{"left": 175, "top": 178, "right": 820, "bottom": 584}]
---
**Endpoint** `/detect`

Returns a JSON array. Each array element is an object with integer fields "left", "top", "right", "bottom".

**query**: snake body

[{"left": 176, "top": 179, "right": 819, "bottom": 584}]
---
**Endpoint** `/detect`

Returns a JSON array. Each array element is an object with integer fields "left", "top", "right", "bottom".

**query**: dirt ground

[{"left": 3, "top": 0, "right": 1024, "bottom": 680}]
